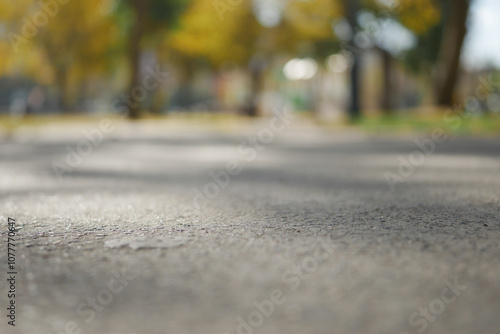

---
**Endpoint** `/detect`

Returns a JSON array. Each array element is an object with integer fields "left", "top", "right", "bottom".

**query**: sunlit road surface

[{"left": 0, "top": 118, "right": 499, "bottom": 334}]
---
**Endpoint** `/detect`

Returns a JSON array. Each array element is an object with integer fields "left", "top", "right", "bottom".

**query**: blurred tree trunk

[
  {"left": 177, "top": 61, "right": 194, "bottom": 110},
  {"left": 247, "top": 68, "right": 262, "bottom": 117},
  {"left": 349, "top": 53, "right": 361, "bottom": 119},
  {"left": 127, "top": 0, "right": 147, "bottom": 119},
  {"left": 380, "top": 48, "right": 394, "bottom": 114},
  {"left": 345, "top": 0, "right": 361, "bottom": 121},
  {"left": 55, "top": 67, "right": 71, "bottom": 113},
  {"left": 435, "top": 0, "right": 470, "bottom": 107},
  {"left": 246, "top": 56, "right": 265, "bottom": 117}
]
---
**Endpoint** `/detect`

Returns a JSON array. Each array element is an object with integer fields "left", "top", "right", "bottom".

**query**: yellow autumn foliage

[{"left": 170, "top": 0, "right": 341, "bottom": 66}]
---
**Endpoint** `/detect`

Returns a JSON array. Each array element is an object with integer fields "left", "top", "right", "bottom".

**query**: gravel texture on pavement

[{"left": 0, "top": 119, "right": 499, "bottom": 334}]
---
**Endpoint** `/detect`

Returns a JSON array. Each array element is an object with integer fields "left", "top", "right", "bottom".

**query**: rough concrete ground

[{"left": 0, "top": 118, "right": 499, "bottom": 334}]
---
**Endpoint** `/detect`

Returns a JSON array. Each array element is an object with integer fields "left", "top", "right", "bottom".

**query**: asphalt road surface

[{"left": 0, "top": 118, "right": 499, "bottom": 334}]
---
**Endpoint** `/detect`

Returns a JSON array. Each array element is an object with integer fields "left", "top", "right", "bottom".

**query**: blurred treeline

[{"left": 0, "top": 0, "right": 497, "bottom": 120}]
